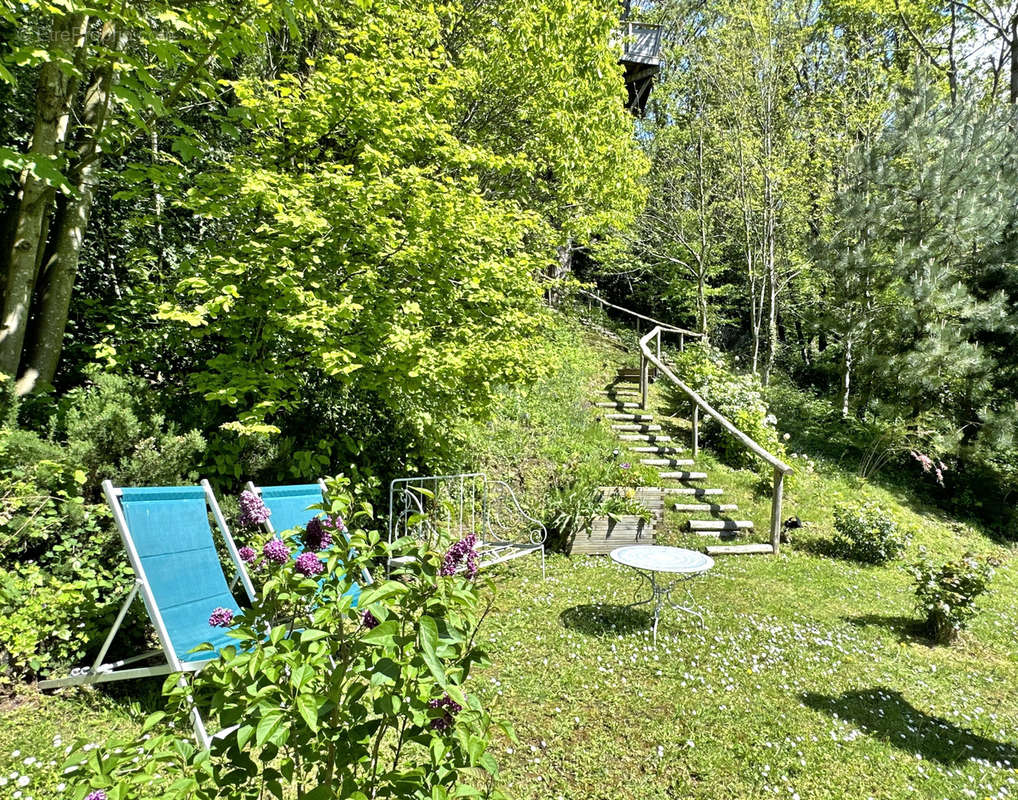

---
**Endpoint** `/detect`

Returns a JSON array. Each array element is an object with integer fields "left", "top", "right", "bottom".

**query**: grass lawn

[{"left": 478, "top": 538, "right": 1016, "bottom": 800}]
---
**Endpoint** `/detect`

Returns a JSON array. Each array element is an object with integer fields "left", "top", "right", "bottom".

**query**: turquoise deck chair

[
  {"left": 245, "top": 480, "right": 371, "bottom": 603},
  {"left": 40, "top": 480, "right": 255, "bottom": 747}
]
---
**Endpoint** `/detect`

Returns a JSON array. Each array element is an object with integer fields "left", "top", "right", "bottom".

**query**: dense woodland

[{"left": 0, "top": 0, "right": 1016, "bottom": 676}]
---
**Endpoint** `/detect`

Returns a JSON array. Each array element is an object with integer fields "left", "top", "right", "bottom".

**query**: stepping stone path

[{"left": 597, "top": 368, "right": 767, "bottom": 556}]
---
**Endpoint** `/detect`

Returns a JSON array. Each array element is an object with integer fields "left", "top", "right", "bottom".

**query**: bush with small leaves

[
  {"left": 67, "top": 477, "right": 512, "bottom": 800},
  {"left": 907, "top": 550, "right": 995, "bottom": 644},
  {"left": 828, "top": 502, "right": 911, "bottom": 564}
]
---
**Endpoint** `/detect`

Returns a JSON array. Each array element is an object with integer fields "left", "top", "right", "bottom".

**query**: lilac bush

[
  {"left": 237, "top": 546, "right": 256, "bottom": 563},
  {"left": 70, "top": 475, "right": 507, "bottom": 800}
]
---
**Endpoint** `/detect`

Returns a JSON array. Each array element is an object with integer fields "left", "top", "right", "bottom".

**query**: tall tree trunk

[
  {"left": 0, "top": 12, "right": 88, "bottom": 377},
  {"left": 840, "top": 335, "right": 853, "bottom": 418},
  {"left": 1011, "top": 15, "right": 1018, "bottom": 104},
  {"left": 737, "top": 139, "right": 762, "bottom": 375},
  {"left": 18, "top": 23, "right": 121, "bottom": 395}
]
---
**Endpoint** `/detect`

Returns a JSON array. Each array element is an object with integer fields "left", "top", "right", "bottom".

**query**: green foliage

[
  {"left": 907, "top": 550, "right": 996, "bottom": 644},
  {"left": 666, "top": 342, "right": 786, "bottom": 472},
  {"left": 69, "top": 477, "right": 510, "bottom": 799},
  {"left": 598, "top": 488, "right": 653, "bottom": 524},
  {"left": 828, "top": 502, "right": 911, "bottom": 565},
  {"left": 56, "top": 369, "right": 206, "bottom": 489}
]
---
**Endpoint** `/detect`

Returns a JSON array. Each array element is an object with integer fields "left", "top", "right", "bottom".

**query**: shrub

[
  {"left": 56, "top": 368, "right": 206, "bottom": 490},
  {"left": 828, "top": 502, "right": 911, "bottom": 564},
  {"left": 907, "top": 550, "right": 995, "bottom": 644},
  {"left": 67, "top": 477, "right": 509, "bottom": 799},
  {"left": 667, "top": 343, "right": 786, "bottom": 472}
]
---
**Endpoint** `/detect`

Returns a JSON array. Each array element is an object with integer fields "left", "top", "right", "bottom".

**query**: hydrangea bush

[
  {"left": 907, "top": 550, "right": 995, "bottom": 644},
  {"left": 828, "top": 502, "right": 911, "bottom": 564},
  {"left": 66, "top": 477, "right": 510, "bottom": 799}
]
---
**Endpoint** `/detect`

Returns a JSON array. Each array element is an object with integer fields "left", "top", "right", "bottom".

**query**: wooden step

[
  {"left": 706, "top": 543, "right": 774, "bottom": 556},
  {"left": 658, "top": 470, "right": 707, "bottom": 480},
  {"left": 687, "top": 519, "right": 754, "bottom": 532},
  {"left": 640, "top": 458, "right": 694, "bottom": 467},
  {"left": 612, "top": 424, "right": 662, "bottom": 432},
  {"left": 672, "top": 503, "right": 739, "bottom": 513},
  {"left": 619, "top": 434, "right": 674, "bottom": 443},
  {"left": 661, "top": 487, "right": 723, "bottom": 496},
  {"left": 597, "top": 389, "right": 640, "bottom": 397},
  {"left": 628, "top": 445, "right": 685, "bottom": 453},
  {"left": 596, "top": 402, "right": 640, "bottom": 408},
  {"left": 606, "top": 413, "right": 653, "bottom": 421}
]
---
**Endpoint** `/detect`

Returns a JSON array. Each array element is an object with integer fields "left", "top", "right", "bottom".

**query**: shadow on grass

[
  {"left": 802, "top": 687, "right": 1018, "bottom": 765},
  {"left": 843, "top": 613, "right": 931, "bottom": 644},
  {"left": 559, "top": 604, "right": 652, "bottom": 636}
]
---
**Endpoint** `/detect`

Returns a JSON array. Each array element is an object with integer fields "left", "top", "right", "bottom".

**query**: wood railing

[{"left": 638, "top": 326, "right": 793, "bottom": 555}]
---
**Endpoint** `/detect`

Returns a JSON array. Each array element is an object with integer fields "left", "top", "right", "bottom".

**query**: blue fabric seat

[
  {"left": 119, "top": 486, "right": 245, "bottom": 662},
  {"left": 252, "top": 481, "right": 365, "bottom": 605}
]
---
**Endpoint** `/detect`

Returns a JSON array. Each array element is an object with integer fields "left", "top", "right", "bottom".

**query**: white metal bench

[{"left": 387, "top": 473, "right": 546, "bottom": 578}]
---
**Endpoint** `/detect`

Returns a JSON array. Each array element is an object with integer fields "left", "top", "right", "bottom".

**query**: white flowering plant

[
  {"left": 66, "top": 477, "right": 512, "bottom": 799},
  {"left": 907, "top": 549, "right": 996, "bottom": 644}
]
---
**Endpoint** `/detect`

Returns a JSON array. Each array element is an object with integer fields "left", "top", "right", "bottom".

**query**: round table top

[{"left": 610, "top": 545, "right": 714, "bottom": 574}]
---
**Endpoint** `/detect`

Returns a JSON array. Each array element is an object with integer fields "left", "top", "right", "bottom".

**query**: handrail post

[
  {"left": 655, "top": 329, "right": 661, "bottom": 361},
  {"left": 770, "top": 467, "right": 785, "bottom": 555},
  {"left": 692, "top": 405, "right": 699, "bottom": 458},
  {"left": 680, "top": 333, "right": 685, "bottom": 352},
  {"left": 640, "top": 352, "right": 649, "bottom": 409}
]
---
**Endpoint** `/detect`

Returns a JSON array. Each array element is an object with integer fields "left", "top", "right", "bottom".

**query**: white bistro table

[{"left": 609, "top": 545, "right": 714, "bottom": 644}]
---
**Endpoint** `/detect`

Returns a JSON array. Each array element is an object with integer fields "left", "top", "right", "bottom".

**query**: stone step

[
  {"left": 687, "top": 519, "right": 754, "bottom": 532},
  {"left": 618, "top": 434, "right": 674, "bottom": 442},
  {"left": 627, "top": 445, "right": 685, "bottom": 454},
  {"left": 673, "top": 503, "right": 739, "bottom": 513},
  {"left": 606, "top": 413, "right": 653, "bottom": 421},
  {"left": 640, "top": 458, "right": 694, "bottom": 467},
  {"left": 612, "top": 424, "right": 662, "bottom": 432},
  {"left": 706, "top": 543, "right": 774, "bottom": 556},
  {"left": 658, "top": 470, "right": 707, "bottom": 480},
  {"left": 661, "top": 487, "right": 724, "bottom": 496},
  {"left": 596, "top": 402, "right": 640, "bottom": 408}
]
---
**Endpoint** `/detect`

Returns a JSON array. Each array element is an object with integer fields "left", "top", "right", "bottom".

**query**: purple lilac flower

[
  {"left": 620, "top": 462, "right": 631, "bottom": 470},
  {"left": 238, "top": 490, "right": 271, "bottom": 527},
  {"left": 323, "top": 514, "right": 347, "bottom": 532},
  {"left": 439, "top": 533, "right": 479, "bottom": 579},
  {"left": 303, "top": 517, "right": 333, "bottom": 551},
  {"left": 361, "top": 610, "right": 379, "bottom": 629},
  {"left": 263, "top": 538, "right": 291, "bottom": 564},
  {"left": 209, "top": 607, "right": 234, "bottom": 628},
  {"left": 428, "top": 694, "right": 463, "bottom": 731},
  {"left": 295, "top": 551, "right": 324, "bottom": 577},
  {"left": 85, "top": 792, "right": 108, "bottom": 800},
  {"left": 238, "top": 546, "right": 257, "bottom": 563}
]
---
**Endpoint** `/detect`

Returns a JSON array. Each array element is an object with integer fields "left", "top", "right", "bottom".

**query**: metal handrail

[{"left": 638, "top": 326, "right": 792, "bottom": 554}]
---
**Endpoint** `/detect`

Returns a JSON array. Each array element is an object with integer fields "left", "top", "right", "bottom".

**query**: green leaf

[
  {"left": 361, "top": 619, "right": 399, "bottom": 647},
  {"left": 418, "top": 615, "right": 447, "bottom": 687},
  {"left": 295, "top": 694, "right": 319, "bottom": 732}
]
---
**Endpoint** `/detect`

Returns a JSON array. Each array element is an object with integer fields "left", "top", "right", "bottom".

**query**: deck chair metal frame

[
  {"left": 245, "top": 478, "right": 373, "bottom": 586},
  {"left": 387, "top": 472, "right": 546, "bottom": 578},
  {"left": 39, "top": 479, "right": 255, "bottom": 748}
]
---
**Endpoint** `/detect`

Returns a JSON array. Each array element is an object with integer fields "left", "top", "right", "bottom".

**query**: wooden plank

[
  {"left": 661, "top": 487, "right": 723, "bottom": 495},
  {"left": 672, "top": 503, "right": 738, "bottom": 513},
  {"left": 687, "top": 519, "right": 753, "bottom": 531},
  {"left": 705, "top": 543, "right": 774, "bottom": 556},
  {"left": 618, "top": 434, "right": 673, "bottom": 442},
  {"left": 658, "top": 471, "right": 707, "bottom": 480},
  {"left": 640, "top": 458, "right": 694, "bottom": 466},
  {"left": 569, "top": 515, "right": 654, "bottom": 555}
]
